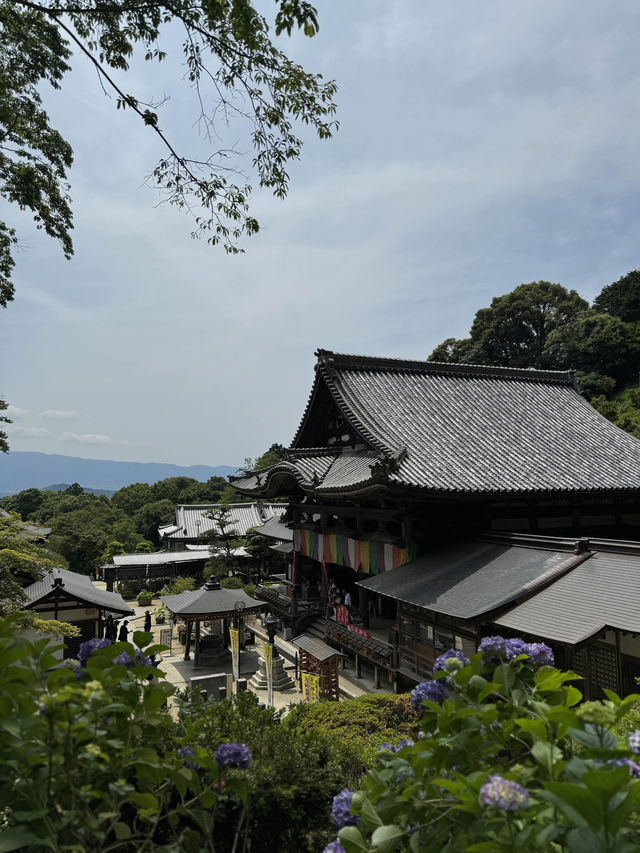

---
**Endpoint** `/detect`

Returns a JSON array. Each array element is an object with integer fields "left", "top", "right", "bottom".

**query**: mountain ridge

[{"left": 0, "top": 451, "right": 237, "bottom": 495}]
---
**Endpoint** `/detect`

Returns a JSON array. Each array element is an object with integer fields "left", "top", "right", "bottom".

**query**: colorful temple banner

[
  {"left": 336, "top": 604, "right": 371, "bottom": 638},
  {"left": 301, "top": 671, "right": 320, "bottom": 703},
  {"left": 294, "top": 530, "right": 417, "bottom": 575},
  {"left": 263, "top": 641, "right": 274, "bottom": 708},
  {"left": 229, "top": 628, "right": 240, "bottom": 681}
]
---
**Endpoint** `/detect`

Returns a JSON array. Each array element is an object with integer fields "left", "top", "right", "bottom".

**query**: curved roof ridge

[{"left": 315, "top": 348, "right": 576, "bottom": 385}]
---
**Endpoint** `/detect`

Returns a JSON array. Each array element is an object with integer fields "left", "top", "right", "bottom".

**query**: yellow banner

[
  {"left": 230, "top": 628, "right": 239, "bottom": 681},
  {"left": 301, "top": 671, "right": 320, "bottom": 703},
  {"left": 263, "top": 641, "right": 274, "bottom": 707}
]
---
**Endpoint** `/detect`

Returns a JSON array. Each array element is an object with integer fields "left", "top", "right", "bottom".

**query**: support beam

[
  {"left": 184, "top": 620, "right": 192, "bottom": 661},
  {"left": 194, "top": 620, "right": 201, "bottom": 668}
]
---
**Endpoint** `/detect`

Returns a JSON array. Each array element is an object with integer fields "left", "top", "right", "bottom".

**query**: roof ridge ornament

[{"left": 370, "top": 448, "right": 407, "bottom": 482}]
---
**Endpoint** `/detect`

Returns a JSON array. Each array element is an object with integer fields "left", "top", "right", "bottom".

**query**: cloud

[
  {"left": 5, "top": 405, "right": 28, "bottom": 417},
  {"left": 39, "top": 410, "right": 79, "bottom": 420},
  {"left": 6, "top": 426, "right": 53, "bottom": 439},
  {"left": 60, "top": 432, "right": 125, "bottom": 445}
]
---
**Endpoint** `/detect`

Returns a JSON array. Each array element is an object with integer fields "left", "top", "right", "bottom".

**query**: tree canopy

[
  {"left": 0, "top": 0, "right": 337, "bottom": 308},
  {"left": 593, "top": 269, "right": 640, "bottom": 324}
]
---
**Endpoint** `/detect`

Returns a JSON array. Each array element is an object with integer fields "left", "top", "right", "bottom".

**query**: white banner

[{"left": 263, "top": 641, "right": 274, "bottom": 708}]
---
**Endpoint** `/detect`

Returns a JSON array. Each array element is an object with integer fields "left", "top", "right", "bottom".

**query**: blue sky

[{"left": 3, "top": 0, "right": 640, "bottom": 467}]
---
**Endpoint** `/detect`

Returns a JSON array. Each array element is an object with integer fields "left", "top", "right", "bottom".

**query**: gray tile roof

[
  {"left": 292, "top": 634, "right": 344, "bottom": 661},
  {"left": 24, "top": 568, "right": 134, "bottom": 616},
  {"left": 495, "top": 550, "right": 640, "bottom": 644},
  {"left": 162, "top": 584, "right": 263, "bottom": 618},
  {"left": 159, "top": 502, "right": 287, "bottom": 541},
  {"left": 251, "top": 517, "right": 294, "bottom": 542},
  {"left": 113, "top": 551, "right": 212, "bottom": 567},
  {"left": 357, "top": 540, "right": 584, "bottom": 620},
  {"left": 233, "top": 349, "right": 640, "bottom": 497}
]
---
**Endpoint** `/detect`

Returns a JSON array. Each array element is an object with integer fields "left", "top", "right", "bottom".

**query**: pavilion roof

[
  {"left": 24, "top": 568, "right": 134, "bottom": 616},
  {"left": 161, "top": 581, "right": 263, "bottom": 619},
  {"left": 231, "top": 349, "right": 640, "bottom": 498}
]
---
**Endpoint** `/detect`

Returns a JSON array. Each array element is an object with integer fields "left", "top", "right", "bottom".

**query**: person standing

[
  {"left": 344, "top": 589, "right": 352, "bottom": 618},
  {"left": 144, "top": 610, "right": 152, "bottom": 633},
  {"left": 118, "top": 620, "right": 129, "bottom": 642}
]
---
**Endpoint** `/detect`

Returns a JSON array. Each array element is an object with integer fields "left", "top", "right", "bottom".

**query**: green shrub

[
  {"left": 329, "top": 641, "right": 640, "bottom": 853},
  {"left": 220, "top": 577, "right": 243, "bottom": 589},
  {"left": 242, "top": 583, "right": 256, "bottom": 597},
  {"left": 286, "top": 693, "right": 418, "bottom": 785},
  {"left": 169, "top": 576, "right": 196, "bottom": 595}
]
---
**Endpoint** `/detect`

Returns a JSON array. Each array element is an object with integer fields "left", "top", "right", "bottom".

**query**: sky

[{"left": 3, "top": 0, "right": 640, "bottom": 468}]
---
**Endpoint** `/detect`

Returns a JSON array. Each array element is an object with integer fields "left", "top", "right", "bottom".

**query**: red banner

[{"left": 335, "top": 604, "right": 370, "bottom": 638}]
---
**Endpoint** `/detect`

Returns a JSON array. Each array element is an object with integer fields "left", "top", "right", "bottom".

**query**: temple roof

[
  {"left": 24, "top": 568, "right": 134, "bottom": 616},
  {"left": 158, "top": 502, "right": 286, "bottom": 542},
  {"left": 231, "top": 349, "right": 640, "bottom": 498}
]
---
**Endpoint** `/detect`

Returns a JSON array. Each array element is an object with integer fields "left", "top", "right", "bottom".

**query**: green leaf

[
  {"left": 113, "top": 822, "right": 131, "bottom": 840},
  {"left": 515, "top": 717, "right": 547, "bottom": 740},
  {"left": 338, "top": 825, "right": 368, "bottom": 851},
  {"left": 132, "top": 631, "right": 153, "bottom": 648},
  {"left": 541, "top": 782, "right": 603, "bottom": 830},
  {"left": 128, "top": 791, "right": 159, "bottom": 813},
  {"left": 0, "top": 828, "right": 52, "bottom": 852},
  {"left": 566, "top": 826, "right": 607, "bottom": 853},
  {"left": 531, "top": 740, "right": 563, "bottom": 774},
  {"left": 370, "top": 824, "right": 404, "bottom": 853},
  {"left": 493, "top": 662, "right": 515, "bottom": 690},
  {"left": 351, "top": 791, "right": 382, "bottom": 828}
]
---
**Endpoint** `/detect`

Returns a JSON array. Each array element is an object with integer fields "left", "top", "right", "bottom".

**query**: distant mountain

[
  {"left": 43, "top": 483, "right": 115, "bottom": 497},
  {"left": 0, "top": 452, "right": 237, "bottom": 495}
]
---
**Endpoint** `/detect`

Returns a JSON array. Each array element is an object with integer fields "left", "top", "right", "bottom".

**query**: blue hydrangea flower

[
  {"left": 629, "top": 730, "right": 640, "bottom": 755},
  {"left": 114, "top": 649, "right": 152, "bottom": 668},
  {"left": 323, "top": 841, "right": 347, "bottom": 853},
  {"left": 478, "top": 636, "right": 508, "bottom": 662},
  {"left": 411, "top": 679, "right": 446, "bottom": 711},
  {"left": 504, "top": 638, "right": 529, "bottom": 660},
  {"left": 609, "top": 758, "right": 640, "bottom": 778},
  {"left": 178, "top": 746, "right": 200, "bottom": 770},
  {"left": 376, "top": 739, "right": 415, "bottom": 756},
  {"left": 77, "top": 638, "right": 112, "bottom": 666},
  {"left": 214, "top": 742, "right": 251, "bottom": 769},
  {"left": 480, "top": 775, "right": 529, "bottom": 810},
  {"left": 525, "top": 642, "right": 554, "bottom": 668},
  {"left": 331, "top": 789, "right": 359, "bottom": 828},
  {"left": 433, "top": 649, "right": 469, "bottom": 672}
]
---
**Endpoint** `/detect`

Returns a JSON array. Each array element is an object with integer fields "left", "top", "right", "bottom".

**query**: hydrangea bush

[{"left": 328, "top": 641, "right": 640, "bottom": 853}]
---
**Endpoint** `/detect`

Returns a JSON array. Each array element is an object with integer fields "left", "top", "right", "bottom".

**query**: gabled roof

[
  {"left": 159, "top": 502, "right": 287, "bottom": 542},
  {"left": 24, "top": 568, "right": 134, "bottom": 616},
  {"left": 231, "top": 349, "right": 640, "bottom": 498},
  {"left": 162, "top": 581, "right": 263, "bottom": 618}
]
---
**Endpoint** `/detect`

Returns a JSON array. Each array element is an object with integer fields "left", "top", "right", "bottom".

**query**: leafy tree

[
  {"left": 1, "top": 0, "right": 337, "bottom": 307},
  {"left": 429, "top": 282, "right": 589, "bottom": 368},
  {"left": 574, "top": 372, "right": 616, "bottom": 400},
  {"left": 64, "top": 482, "right": 84, "bottom": 496},
  {"left": 0, "top": 516, "right": 66, "bottom": 615},
  {"left": 201, "top": 500, "right": 242, "bottom": 562},
  {"left": 544, "top": 310, "right": 640, "bottom": 386},
  {"left": 135, "top": 540, "right": 152, "bottom": 553},
  {"left": 428, "top": 337, "right": 475, "bottom": 364},
  {"left": 594, "top": 269, "right": 640, "bottom": 323},
  {"left": 100, "top": 539, "right": 125, "bottom": 564},
  {"left": 110, "top": 481, "right": 154, "bottom": 515},
  {"left": 0, "top": 399, "right": 10, "bottom": 452},
  {"left": 0, "top": 487, "right": 45, "bottom": 518},
  {"left": 132, "top": 498, "right": 175, "bottom": 546}
]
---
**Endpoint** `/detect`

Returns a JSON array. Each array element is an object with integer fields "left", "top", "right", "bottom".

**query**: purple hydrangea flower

[
  {"left": 114, "top": 650, "right": 152, "bottom": 668},
  {"left": 77, "top": 637, "right": 112, "bottom": 666},
  {"left": 178, "top": 746, "right": 200, "bottom": 770},
  {"left": 480, "top": 775, "right": 529, "bottom": 810},
  {"left": 376, "top": 739, "right": 415, "bottom": 755},
  {"left": 526, "top": 642, "right": 554, "bottom": 668},
  {"left": 323, "top": 841, "right": 347, "bottom": 853},
  {"left": 478, "top": 636, "right": 508, "bottom": 662},
  {"left": 331, "top": 789, "right": 359, "bottom": 828},
  {"left": 214, "top": 742, "right": 251, "bottom": 769},
  {"left": 411, "top": 679, "right": 446, "bottom": 711},
  {"left": 505, "top": 638, "right": 529, "bottom": 660},
  {"left": 433, "top": 649, "right": 469, "bottom": 672},
  {"left": 609, "top": 758, "right": 640, "bottom": 778},
  {"left": 629, "top": 730, "right": 640, "bottom": 755}
]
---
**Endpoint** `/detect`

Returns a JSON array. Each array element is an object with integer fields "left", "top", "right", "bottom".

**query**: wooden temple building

[{"left": 230, "top": 349, "right": 640, "bottom": 699}]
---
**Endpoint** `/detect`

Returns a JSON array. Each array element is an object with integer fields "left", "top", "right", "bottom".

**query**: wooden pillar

[
  {"left": 616, "top": 630, "right": 623, "bottom": 695},
  {"left": 355, "top": 653, "right": 361, "bottom": 679},
  {"left": 184, "top": 619, "right": 192, "bottom": 661},
  {"left": 360, "top": 588, "right": 370, "bottom": 629},
  {"left": 374, "top": 665, "right": 380, "bottom": 689},
  {"left": 194, "top": 620, "right": 201, "bottom": 668}
]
